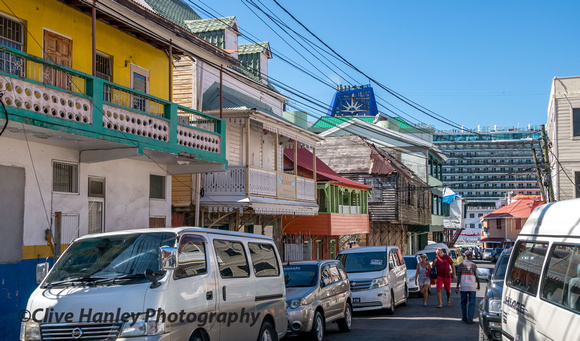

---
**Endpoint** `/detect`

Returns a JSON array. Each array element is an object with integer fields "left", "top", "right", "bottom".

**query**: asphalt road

[{"left": 324, "top": 260, "right": 495, "bottom": 341}]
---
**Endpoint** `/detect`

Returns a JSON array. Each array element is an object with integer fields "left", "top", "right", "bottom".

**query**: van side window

[
  {"left": 175, "top": 234, "right": 207, "bottom": 279},
  {"left": 213, "top": 240, "right": 250, "bottom": 278},
  {"left": 248, "top": 242, "right": 279, "bottom": 277},
  {"left": 389, "top": 252, "right": 396, "bottom": 270},
  {"left": 328, "top": 265, "right": 341, "bottom": 282},
  {"left": 541, "top": 244, "right": 580, "bottom": 312},
  {"left": 507, "top": 241, "right": 549, "bottom": 295}
]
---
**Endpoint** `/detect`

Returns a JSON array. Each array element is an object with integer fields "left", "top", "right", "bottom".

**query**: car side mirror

[
  {"left": 36, "top": 262, "right": 50, "bottom": 284},
  {"left": 477, "top": 268, "right": 491, "bottom": 281},
  {"left": 160, "top": 246, "right": 178, "bottom": 270},
  {"left": 321, "top": 277, "right": 331, "bottom": 287}
]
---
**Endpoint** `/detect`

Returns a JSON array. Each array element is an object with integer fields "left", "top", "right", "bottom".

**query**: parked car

[
  {"left": 337, "top": 246, "right": 407, "bottom": 314},
  {"left": 490, "top": 247, "right": 504, "bottom": 263},
  {"left": 284, "top": 260, "right": 352, "bottom": 340},
  {"left": 402, "top": 255, "right": 420, "bottom": 296},
  {"left": 478, "top": 248, "right": 512, "bottom": 341},
  {"left": 502, "top": 198, "right": 580, "bottom": 341},
  {"left": 482, "top": 248, "right": 493, "bottom": 260},
  {"left": 423, "top": 242, "right": 451, "bottom": 256},
  {"left": 24, "top": 228, "right": 287, "bottom": 341},
  {"left": 449, "top": 247, "right": 464, "bottom": 269}
]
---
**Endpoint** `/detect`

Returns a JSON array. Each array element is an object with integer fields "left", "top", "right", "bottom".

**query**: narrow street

[{"left": 325, "top": 260, "right": 493, "bottom": 340}]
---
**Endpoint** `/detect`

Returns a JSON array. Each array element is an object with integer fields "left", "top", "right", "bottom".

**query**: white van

[
  {"left": 21, "top": 227, "right": 287, "bottom": 341},
  {"left": 337, "top": 246, "right": 407, "bottom": 314},
  {"left": 502, "top": 199, "right": 580, "bottom": 341},
  {"left": 423, "top": 242, "right": 450, "bottom": 256}
]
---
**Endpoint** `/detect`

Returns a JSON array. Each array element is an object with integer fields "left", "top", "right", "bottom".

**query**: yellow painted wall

[{"left": 0, "top": 0, "right": 169, "bottom": 99}]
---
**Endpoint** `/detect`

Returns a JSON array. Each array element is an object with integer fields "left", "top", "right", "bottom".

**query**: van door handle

[
  {"left": 206, "top": 291, "right": 213, "bottom": 300},
  {"left": 222, "top": 286, "right": 226, "bottom": 301}
]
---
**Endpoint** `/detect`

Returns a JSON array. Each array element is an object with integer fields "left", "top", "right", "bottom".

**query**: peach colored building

[{"left": 480, "top": 199, "right": 545, "bottom": 248}]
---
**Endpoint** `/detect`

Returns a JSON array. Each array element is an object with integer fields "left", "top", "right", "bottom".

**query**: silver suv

[{"left": 284, "top": 260, "right": 352, "bottom": 341}]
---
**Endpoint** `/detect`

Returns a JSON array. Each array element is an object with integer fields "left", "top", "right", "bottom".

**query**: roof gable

[
  {"left": 185, "top": 16, "right": 239, "bottom": 34},
  {"left": 482, "top": 199, "right": 546, "bottom": 219},
  {"left": 239, "top": 42, "right": 272, "bottom": 58},
  {"left": 143, "top": 0, "right": 201, "bottom": 28}
]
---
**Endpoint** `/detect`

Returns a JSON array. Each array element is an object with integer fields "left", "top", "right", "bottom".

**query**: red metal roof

[
  {"left": 284, "top": 148, "right": 372, "bottom": 190},
  {"left": 481, "top": 199, "right": 546, "bottom": 219}
]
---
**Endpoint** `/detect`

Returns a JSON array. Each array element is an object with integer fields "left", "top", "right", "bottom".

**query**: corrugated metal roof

[
  {"left": 202, "top": 82, "right": 274, "bottom": 115},
  {"left": 481, "top": 199, "right": 546, "bottom": 219},
  {"left": 284, "top": 148, "right": 372, "bottom": 190},
  {"left": 239, "top": 42, "right": 270, "bottom": 55},
  {"left": 143, "top": 0, "right": 201, "bottom": 29},
  {"left": 185, "top": 16, "right": 236, "bottom": 33}
]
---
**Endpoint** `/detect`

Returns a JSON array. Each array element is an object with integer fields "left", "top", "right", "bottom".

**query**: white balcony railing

[{"left": 204, "top": 166, "right": 316, "bottom": 202}]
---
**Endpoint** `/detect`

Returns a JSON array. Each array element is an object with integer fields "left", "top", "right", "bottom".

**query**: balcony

[
  {"left": 0, "top": 47, "right": 226, "bottom": 169},
  {"left": 203, "top": 165, "right": 316, "bottom": 201}
]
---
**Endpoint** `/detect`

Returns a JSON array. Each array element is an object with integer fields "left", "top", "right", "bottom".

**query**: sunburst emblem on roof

[{"left": 340, "top": 99, "right": 364, "bottom": 114}]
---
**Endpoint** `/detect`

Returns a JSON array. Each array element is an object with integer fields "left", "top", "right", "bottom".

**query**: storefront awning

[
  {"left": 201, "top": 195, "right": 318, "bottom": 216},
  {"left": 479, "top": 237, "right": 504, "bottom": 243}
]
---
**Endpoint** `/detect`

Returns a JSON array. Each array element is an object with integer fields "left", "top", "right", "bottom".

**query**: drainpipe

[
  {"left": 92, "top": 1, "right": 96, "bottom": 76},
  {"left": 168, "top": 42, "right": 172, "bottom": 101}
]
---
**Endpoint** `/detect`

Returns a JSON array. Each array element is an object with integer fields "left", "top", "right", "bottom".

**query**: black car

[{"left": 478, "top": 248, "right": 511, "bottom": 341}]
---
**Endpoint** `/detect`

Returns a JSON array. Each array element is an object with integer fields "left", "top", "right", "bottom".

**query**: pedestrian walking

[
  {"left": 433, "top": 248, "right": 456, "bottom": 308},
  {"left": 415, "top": 253, "right": 432, "bottom": 306},
  {"left": 455, "top": 250, "right": 480, "bottom": 324}
]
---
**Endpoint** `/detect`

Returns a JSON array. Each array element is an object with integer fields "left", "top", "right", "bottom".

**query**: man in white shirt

[{"left": 455, "top": 250, "right": 480, "bottom": 324}]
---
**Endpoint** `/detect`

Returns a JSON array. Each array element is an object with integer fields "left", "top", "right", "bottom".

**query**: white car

[
  {"left": 403, "top": 255, "right": 420, "bottom": 296},
  {"left": 482, "top": 248, "right": 493, "bottom": 260}
]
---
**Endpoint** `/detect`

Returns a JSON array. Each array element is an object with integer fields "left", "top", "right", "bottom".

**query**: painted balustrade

[{"left": 0, "top": 46, "right": 225, "bottom": 160}]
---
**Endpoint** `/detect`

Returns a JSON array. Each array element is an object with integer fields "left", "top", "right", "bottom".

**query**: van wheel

[
  {"left": 401, "top": 286, "right": 408, "bottom": 306},
  {"left": 257, "top": 320, "right": 276, "bottom": 341},
  {"left": 309, "top": 311, "right": 325, "bottom": 341},
  {"left": 385, "top": 292, "right": 395, "bottom": 315},
  {"left": 337, "top": 302, "right": 352, "bottom": 332},
  {"left": 190, "top": 329, "right": 208, "bottom": 341}
]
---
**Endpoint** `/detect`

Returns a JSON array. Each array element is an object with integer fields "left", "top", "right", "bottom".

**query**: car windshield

[
  {"left": 493, "top": 252, "right": 510, "bottom": 280},
  {"left": 283, "top": 265, "right": 319, "bottom": 287},
  {"left": 338, "top": 252, "right": 387, "bottom": 273},
  {"left": 403, "top": 256, "right": 418, "bottom": 269},
  {"left": 485, "top": 248, "right": 493, "bottom": 253},
  {"left": 43, "top": 232, "right": 176, "bottom": 287},
  {"left": 418, "top": 252, "right": 437, "bottom": 263}
]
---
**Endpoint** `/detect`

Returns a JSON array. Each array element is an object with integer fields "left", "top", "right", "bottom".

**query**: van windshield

[
  {"left": 337, "top": 252, "right": 387, "bottom": 273},
  {"left": 43, "top": 232, "right": 176, "bottom": 287}
]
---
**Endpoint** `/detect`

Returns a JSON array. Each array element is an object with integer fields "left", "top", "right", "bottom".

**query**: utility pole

[
  {"left": 532, "top": 148, "right": 546, "bottom": 202},
  {"left": 540, "top": 125, "right": 555, "bottom": 202}
]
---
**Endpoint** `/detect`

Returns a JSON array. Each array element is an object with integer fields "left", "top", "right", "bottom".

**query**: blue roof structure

[{"left": 327, "top": 85, "right": 378, "bottom": 117}]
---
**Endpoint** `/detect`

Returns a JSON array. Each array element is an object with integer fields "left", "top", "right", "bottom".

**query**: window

[
  {"left": 576, "top": 172, "right": 580, "bottom": 198},
  {"left": 213, "top": 239, "right": 249, "bottom": 278},
  {"left": 470, "top": 224, "right": 475, "bottom": 229},
  {"left": 53, "top": 161, "right": 78, "bottom": 193},
  {"left": 573, "top": 108, "right": 580, "bottom": 137},
  {"left": 175, "top": 234, "right": 207, "bottom": 279},
  {"left": 88, "top": 201, "right": 103, "bottom": 234},
  {"left": 248, "top": 242, "right": 279, "bottom": 277},
  {"left": 129, "top": 64, "right": 149, "bottom": 112},
  {"left": 507, "top": 241, "right": 549, "bottom": 295},
  {"left": 478, "top": 213, "right": 483, "bottom": 217},
  {"left": 88, "top": 177, "right": 105, "bottom": 198},
  {"left": 541, "top": 243, "right": 580, "bottom": 313},
  {"left": 365, "top": 178, "right": 382, "bottom": 203},
  {"left": 96, "top": 52, "right": 112, "bottom": 81},
  {"left": 150, "top": 175, "right": 165, "bottom": 199},
  {"left": 496, "top": 219, "right": 503, "bottom": 230},
  {"left": 0, "top": 14, "right": 24, "bottom": 76},
  {"left": 470, "top": 213, "right": 475, "bottom": 218}
]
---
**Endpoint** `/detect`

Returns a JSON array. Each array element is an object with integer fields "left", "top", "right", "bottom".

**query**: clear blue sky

[{"left": 194, "top": 0, "right": 580, "bottom": 130}]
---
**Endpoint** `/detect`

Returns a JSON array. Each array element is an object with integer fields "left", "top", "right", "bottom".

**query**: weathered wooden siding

[
  {"left": 227, "top": 123, "right": 243, "bottom": 165},
  {"left": 283, "top": 213, "right": 369, "bottom": 235},
  {"left": 172, "top": 174, "right": 193, "bottom": 206},
  {"left": 316, "top": 135, "right": 372, "bottom": 173},
  {"left": 172, "top": 57, "right": 196, "bottom": 108}
]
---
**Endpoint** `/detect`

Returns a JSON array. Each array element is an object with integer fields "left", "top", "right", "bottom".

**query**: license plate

[{"left": 353, "top": 298, "right": 360, "bottom": 303}]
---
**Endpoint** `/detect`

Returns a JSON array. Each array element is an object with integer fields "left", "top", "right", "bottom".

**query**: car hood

[{"left": 286, "top": 287, "right": 315, "bottom": 300}]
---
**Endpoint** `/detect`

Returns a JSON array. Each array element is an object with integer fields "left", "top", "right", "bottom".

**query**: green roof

[
  {"left": 185, "top": 16, "right": 237, "bottom": 34},
  {"left": 311, "top": 116, "right": 375, "bottom": 128},
  {"left": 143, "top": 0, "right": 201, "bottom": 29},
  {"left": 239, "top": 42, "right": 270, "bottom": 55},
  {"left": 392, "top": 117, "right": 415, "bottom": 129}
]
